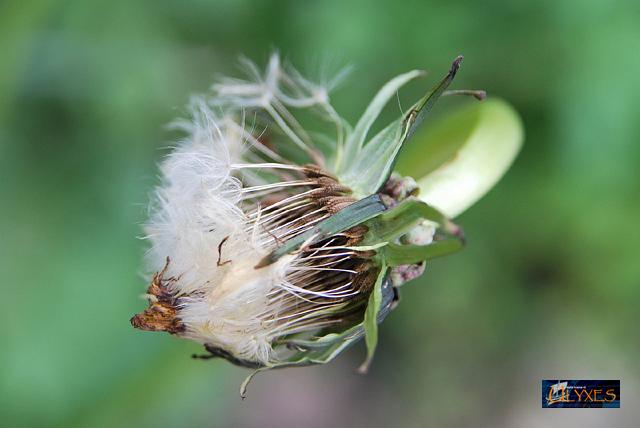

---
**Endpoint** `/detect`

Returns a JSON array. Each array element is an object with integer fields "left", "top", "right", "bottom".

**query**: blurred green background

[{"left": 2, "top": 1, "right": 639, "bottom": 427}]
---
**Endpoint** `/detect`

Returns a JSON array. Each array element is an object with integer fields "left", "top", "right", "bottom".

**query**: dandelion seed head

[
  {"left": 131, "top": 52, "right": 483, "bottom": 373},
  {"left": 134, "top": 54, "right": 377, "bottom": 365}
]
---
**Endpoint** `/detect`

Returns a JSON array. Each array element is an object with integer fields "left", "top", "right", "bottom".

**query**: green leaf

[
  {"left": 360, "top": 197, "right": 464, "bottom": 267},
  {"left": 340, "top": 119, "right": 404, "bottom": 197},
  {"left": 261, "top": 326, "right": 367, "bottom": 370},
  {"left": 382, "top": 239, "right": 464, "bottom": 267},
  {"left": 397, "top": 98, "right": 523, "bottom": 218},
  {"left": 340, "top": 57, "right": 464, "bottom": 197},
  {"left": 255, "top": 194, "right": 386, "bottom": 268},
  {"left": 362, "top": 197, "right": 462, "bottom": 245},
  {"left": 358, "top": 263, "right": 386, "bottom": 374},
  {"left": 278, "top": 323, "right": 366, "bottom": 350},
  {"left": 336, "top": 69, "right": 424, "bottom": 174},
  {"left": 403, "top": 56, "right": 463, "bottom": 141}
]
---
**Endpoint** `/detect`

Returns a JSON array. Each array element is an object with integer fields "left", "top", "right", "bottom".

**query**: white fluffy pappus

[{"left": 138, "top": 54, "right": 373, "bottom": 366}]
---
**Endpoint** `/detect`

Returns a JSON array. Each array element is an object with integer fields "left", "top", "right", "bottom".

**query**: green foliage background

[{"left": 1, "top": 1, "right": 639, "bottom": 427}]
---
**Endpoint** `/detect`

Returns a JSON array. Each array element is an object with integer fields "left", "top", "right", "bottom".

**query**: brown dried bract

[{"left": 130, "top": 257, "right": 185, "bottom": 334}]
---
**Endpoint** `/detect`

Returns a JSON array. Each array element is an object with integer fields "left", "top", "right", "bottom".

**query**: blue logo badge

[{"left": 542, "top": 380, "right": 620, "bottom": 408}]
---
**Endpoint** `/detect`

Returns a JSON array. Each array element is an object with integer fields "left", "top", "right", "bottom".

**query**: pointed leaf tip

[
  {"left": 404, "top": 55, "right": 466, "bottom": 142},
  {"left": 451, "top": 55, "right": 463, "bottom": 75}
]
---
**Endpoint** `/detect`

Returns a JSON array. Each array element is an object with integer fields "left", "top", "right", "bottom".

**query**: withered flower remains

[{"left": 131, "top": 53, "right": 522, "bottom": 396}]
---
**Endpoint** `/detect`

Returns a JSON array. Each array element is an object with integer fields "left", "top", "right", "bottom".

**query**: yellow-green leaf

[{"left": 397, "top": 98, "right": 523, "bottom": 218}]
